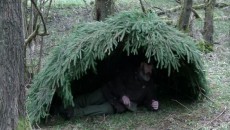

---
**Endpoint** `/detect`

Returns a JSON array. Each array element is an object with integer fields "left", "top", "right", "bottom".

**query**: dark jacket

[{"left": 101, "top": 70, "right": 157, "bottom": 113}]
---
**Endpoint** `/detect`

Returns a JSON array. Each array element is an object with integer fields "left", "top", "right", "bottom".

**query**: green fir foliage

[{"left": 27, "top": 11, "right": 208, "bottom": 123}]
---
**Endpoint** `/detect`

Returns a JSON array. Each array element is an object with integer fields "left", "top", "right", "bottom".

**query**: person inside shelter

[{"left": 61, "top": 61, "right": 159, "bottom": 119}]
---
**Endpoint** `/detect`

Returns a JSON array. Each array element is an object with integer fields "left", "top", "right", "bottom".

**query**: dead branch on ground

[
  {"left": 157, "top": 2, "right": 229, "bottom": 16},
  {"left": 171, "top": 99, "right": 193, "bottom": 112},
  {"left": 206, "top": 106, "right": 227, "bottom": 125}
]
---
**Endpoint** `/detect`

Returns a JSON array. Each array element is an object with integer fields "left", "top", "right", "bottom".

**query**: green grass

[
  {"left": 35, "top": 0, "right": 230, "bottom": 129},
  {"left": 51, "top": 0, "right": 91, "bottom": 8}
]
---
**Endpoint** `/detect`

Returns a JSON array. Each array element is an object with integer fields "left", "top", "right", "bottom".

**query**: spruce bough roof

[{"left": 27, "top": 11, "right": 207, "bottom": 123}]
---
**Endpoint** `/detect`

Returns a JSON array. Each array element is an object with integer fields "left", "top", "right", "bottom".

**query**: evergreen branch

[{"left": 27, "top": 11, "right": 207, "bottom": 123}]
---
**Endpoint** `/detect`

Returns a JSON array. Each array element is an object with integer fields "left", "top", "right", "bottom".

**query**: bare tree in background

[
  {"left": 94, "top": 0, "right": 115, "bottom": 21},
  {"left": 23, "top": 0, "right": 51, "bottom": 84},
  {"left": 203, "top": 0, "right": 215, "bottom": 44},
  {"left": 0, "top": 0, "right": 29, "bottom": 129},
  {"left": 177, "top": 0, "right": 193, "bottom": 31}
]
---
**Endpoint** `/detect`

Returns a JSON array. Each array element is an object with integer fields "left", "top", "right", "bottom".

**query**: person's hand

[
  {"left": 122, "top": 95, "right": 131, "bottom": 107},
  {"left": 151, "top": 100, "right": 159, "bottom": 110}
]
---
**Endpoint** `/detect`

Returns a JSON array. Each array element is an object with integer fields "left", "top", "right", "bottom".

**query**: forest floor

[{"left": 35, "top": 0, "right": 230, "bottom": 129}]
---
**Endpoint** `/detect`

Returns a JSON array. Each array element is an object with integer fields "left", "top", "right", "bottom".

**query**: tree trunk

[
  {"left": 177, "top": 0, "right": 193, "bottom": 31},
  {"left": 94, "top": 0, "right": 115, "bottom": 21},
  {"left": 0, "top": 0, "right": 27, "bottom": 129},
  {"left": 203, "top": 0, "right": 215, "bottom": 44}
]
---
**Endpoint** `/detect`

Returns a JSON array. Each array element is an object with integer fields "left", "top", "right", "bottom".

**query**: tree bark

[
  {"left": 94, "top": 0, "right": 115, "bottom": 21},
  {"left": 177, "top": 0, "right": 193, "bottom": 31},
  {"left": 0, "top": 0, "right": 27, "bottom": 129},
  {"left": 203, "top": 0, "right": 215, "bottom": 44}
]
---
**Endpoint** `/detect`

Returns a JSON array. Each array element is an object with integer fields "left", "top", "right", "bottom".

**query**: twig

[
  {"left": 152, "top": 6, "right": 164, "bottom": 12},
  {"left": 139, "top": 0, "right": 146, "bottom": 13},
  {"left": 30, "top": 0, "right": 48, "bottom": 36},
  {"left": 201, "top": 92, "right": 216, "bottom": 104},
  {"left": 206, "top": 106, "right": 227, "bottom": 125},
  {"left": 171, "top": 99, "right": 193, "bottom": 112},
  {"left": 35, "top": 123, "right": 41, "bottom": 129},
  {"left": 44, "top": 0, "right": 53, "bottom": 21},
  {"left": 24, "top": 25, "right": 40, "bottom": 46},
  {"left": 197, "top": 80, "right": 219, "bottom": 105},
  {"left": 25, "top": 0, "right": 49, "bottom": 45},
  {"left": 100, "top": 114, "right": 107, "bottom": 123},
  {"left": 175, "top": 0, "right": 181, "bottom": 4},
  {"left": 191, "top": 8, "right": 201, "bottom": 19}
]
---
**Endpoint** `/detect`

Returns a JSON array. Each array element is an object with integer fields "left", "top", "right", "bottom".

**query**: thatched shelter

[{"left": 27, "top": 11, "right": 208, "bottom": 123}]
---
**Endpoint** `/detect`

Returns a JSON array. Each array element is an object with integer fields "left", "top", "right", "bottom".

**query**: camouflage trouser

[{"left": 73, "top": 89, "right": 115, "bottom": 117}]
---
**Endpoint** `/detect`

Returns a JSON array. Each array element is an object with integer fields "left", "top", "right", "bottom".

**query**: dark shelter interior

[{"left": 50, "top": 51, "right": 201, "bottom": 116}]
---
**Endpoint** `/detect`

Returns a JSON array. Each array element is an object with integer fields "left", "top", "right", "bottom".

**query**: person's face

[
  {"left": 140, "top": 62, "right": 153, "bottom": 81},
  {"left": 143, "top": 63, "right": 153, "bottom": 76}
]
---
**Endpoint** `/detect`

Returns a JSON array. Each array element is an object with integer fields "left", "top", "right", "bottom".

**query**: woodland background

[
  {"left": 27, "top": 0, "right": 230, "bottom": 129},
  {"left": 0, "top": 0, "right": 229, "bottom": 129}
]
